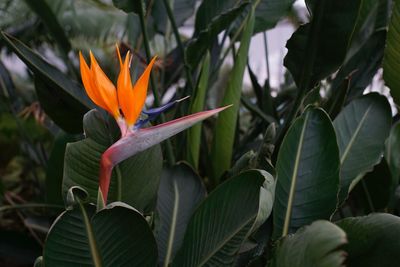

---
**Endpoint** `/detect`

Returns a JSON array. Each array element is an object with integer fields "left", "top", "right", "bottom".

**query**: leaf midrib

[
  {"left": 78, "top": 201, "right": 102, "bottom": 267},
  {"left": 164, "top": 180, "right": 180, "bottom": 267},
  {"left": 196, "top": 214, "right": 256, "bottom": 267},
  {"left": 339, "top": 104, "right": 372, "bottom": 165},
  {"left": 282, "top": 112, "right": 310, "bottom": 237}
]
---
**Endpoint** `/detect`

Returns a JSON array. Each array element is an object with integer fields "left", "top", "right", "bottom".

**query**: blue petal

[{"left": 134, "top": 96, "right": 190, "bottom": 129}]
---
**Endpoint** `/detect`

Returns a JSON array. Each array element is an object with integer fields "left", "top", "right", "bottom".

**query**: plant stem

[
  {"left": 262, "top": 31, "right": 271, "bottom": 90},
  {"left": 138, "top": 0, "right": 175, "bottom": 166},
  {"left": 162, "top": 0, "right": 194, "bottom": 93}
]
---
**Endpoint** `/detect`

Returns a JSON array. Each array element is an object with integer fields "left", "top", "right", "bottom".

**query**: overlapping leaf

[
  {"left": 270, "top": 221, "right": 347, "bottom": 267},
  {"left": 63, "top": 110, "right": 163, "bottom": 213},
  {"left": 172, "top": 170, "right": 275, "bottom": 266},
  {"left": 273, "top": 107, "right": 340, "bottom": 238},
  {"left": 43, "top": 199, "right": 157, "bottom": 266},
  {"left": 156, "top": 163, "right": 206, "bottom": 266},
  {"left": 333, "top": 93, "right": 392, "bottom": 203},
  {"left": 337, "top": 213, "right": 400, "bottom": 267}
]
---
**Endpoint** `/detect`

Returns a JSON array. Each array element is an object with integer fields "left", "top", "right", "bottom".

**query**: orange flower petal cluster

[{"left": 79, "top": 46, "right": 156, "bottom": 128}]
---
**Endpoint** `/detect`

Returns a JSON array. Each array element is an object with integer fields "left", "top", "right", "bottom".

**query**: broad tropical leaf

[
  {"left": 186, "top": 2, "right": 250, "bottom": 68},
  {"left": 383, "top": 0, "right": 400, "bottom": 105},
  {"left": 270, "top": 221, "right": 347, "bottom": 267},
  {"left": 284, "top": 0, "right": 362, "bottom": 88},
  {"left": 46, "top": 131, "right": 80, "bottom": 205},
  {"left": 352, "top": 159, "right": 392, "bottom": 213},
  {"left": 172, "top": 170, "right": 275, "bottom": 267},
  {"left": 386, "top": 122, "right": 400, "bottom": 202},
  {"left": 253, "top": 0, "right": 295, "bottom": 33},
  {"left": 273, "top": 107, "right": 340, "bottom": 238},
  {"left": 333, "top": 93, "right": 392, "bottom": 203},
  {"left": 156, "top": 163, "right": 206, "bottom": 266},
  {"left": 22, "top": 0, "right": 71, "bottom": 54},
  {"left": 0, "top": 31, "right": 92, "bottom": 133},
  {"left": 337, "top": 213, "right": 400, "bottom": 267},
  {"left": 43, "top": 193, "right": 157, "bottom": 266},
  {"left": 63, "top": 110, "right": 163, "bottom": 213}
]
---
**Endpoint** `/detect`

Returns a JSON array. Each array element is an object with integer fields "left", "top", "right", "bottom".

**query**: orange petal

[
  {"left": 129, "top": 56, "right": 157, "bottom": 125},
  {"left": 117, "top": 51, "right": 136, "bottom": 125},
  {"left": 89, "top": 51, "right": 120, "bottom": 118},
  {"left": 79, "top": 52, "right": 108, "bottom": 109}
]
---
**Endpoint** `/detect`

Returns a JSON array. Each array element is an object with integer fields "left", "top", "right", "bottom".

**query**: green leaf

[
  {"left": 336, "top": 213, "right": 400, "bottom": 267},
  {"left": 0, "top": 32, "right": 92, "bottom": 133},
  {"left": 46, "top": 131, "right": 80, "bottom": 205},
  {"left": 211, "top": 8, "right": 255, "bottom": 183},
  {"left": 383, "top": 0, "right": 400, "bottom": 106},
  {"left": 253, "top": 0, "right": 295, "bottom": 33},
  {"left": 156, "top": 162, "right": 206, "bottom": 266},
  {"left": 330, "top": 0, "right": 390, "bottom": 100},
  {"left": 172, "top": 169, "right": 275, "bottom": 267},
  {"left": 386, "top": 122, "right": 400, "bottom": 205},
  {"left": 186, "top": 53, "right": 210, "bottom": 168},
  {"left": 43, "top": 201, "right": 157, "bottom": 267},
  {"left": 270, "top": 221, "right": 347, "bottom": 267},
  {"left": 63, "top": 110, "right": 163, "bottom": 213},
  {"left": 22, "top": 0, "right": 71, "bottom": 54},
  {"left": 273, "top": 107, "right": 340, "bottom": 238},
  {"left": 34, "top": 76, "right": 86, "bottom": 134},
  {"left": 284, "top": 0, "right": 362, "bottom": 88},
  {"left": 152, "top": 0, "right": 197, "bottom": 34},
  {"left": 187, "top": 2, "right": 250, "bottom": 68},
  {"left": 333, "top": 93, "right": 392, "bottom": 203},
  {"left": 112, "top": 0, "right": 142, "bottom": 14},
  {"left": 194, "top": 0, "right": 237, "bottom": 33},
  {"left": 352, "top": 159, "right": 392, "bottom": 213}
]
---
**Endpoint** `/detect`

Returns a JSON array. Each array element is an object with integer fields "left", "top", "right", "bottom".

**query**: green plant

[{"left": 1, "top": 0, "right": 400, "bottom": 266}]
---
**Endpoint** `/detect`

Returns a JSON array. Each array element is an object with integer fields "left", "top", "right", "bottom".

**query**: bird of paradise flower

[{"left": 79, "top": 45, "right": 230, "bottom": 206}]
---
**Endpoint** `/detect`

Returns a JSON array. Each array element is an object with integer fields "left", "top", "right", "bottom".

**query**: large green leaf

[
  {"left": 152, "top": 0, "right": 197, "bottom": 34},
  {"left": 330, "top": 0, "right": 390, "bottom": 100},
  {"left": 43, "top": 197, "right": 157, "bottom": 266},
  {"left": 270, "top": 221, "right": 347, "bottom": 267},
  {"left": 186, "top": 53, "right": 210, "bottom": 169},
  {"left": 211, "top": 8, "right": 255, "bottom": 183},
  {"left": 187, "top": 2, "right": 250, "bottom": 68},
  {"left": 195, "top": 0, "right": 294, "bottom": 35},
  {"left": 63, "top": 110, "right": 163, "bottom": 213},
  {"left": 46, "top": 131, "right": 80, "bottom": 205},
  {"left": 336, "top": 213, "right": 400, "bottom": 267},
  {"left": 156, "top": 163, "right": 206, "bottom": 266},
  {"left": 112, "top": 0, "right": 141, "bottom": 14},
  {"left": 386, "top": 122, "right": 400, "bottom": 206},
  {"left": 0, "top": 32, "right": 92, "bottom": 133},
  {"left": 383, "top": 0, "right": 400, "bottom": 106},
  {"left": 172, "top": 169, "right": 275, "bottom": 266},
  {"left": 273, "top": 107, "right": 340, "bottom": 238},
  {"left": 284, "top": 0, "right": 362, "bottom": 88},
  {"left": 22, "top": 0, "right": 71, "bottom": 54},
  {"left": 253, "top": 0, "right": 295, "bottom": 33},
  {"left": 194, "top": 0, "right": 237, "bottom": 34},
  {"left": 333, "top": 93, "right": 392, "bottom": 203},
  {"left": 352, "top": 159, "right": 392, "bottom": 213}
]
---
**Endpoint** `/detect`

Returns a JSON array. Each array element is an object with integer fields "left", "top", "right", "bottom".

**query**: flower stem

[
  {"left": 138, "top": 0, "right": 175, "bottom": 166},
  {"left": 161, "top": 0, "right": 194, "bottom": 93}
]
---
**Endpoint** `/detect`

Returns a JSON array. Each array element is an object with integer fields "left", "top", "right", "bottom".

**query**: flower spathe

[
  {"left": 78, "top": 45, "right": 231, "bottom": 207},
  {"left": 79, "top": 45, "right": 156, "bottom": 136}
]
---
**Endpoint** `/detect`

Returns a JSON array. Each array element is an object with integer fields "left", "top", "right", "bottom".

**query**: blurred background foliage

[{"left": 0, "top": 0, "right": 399, "bottom": 266}]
